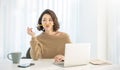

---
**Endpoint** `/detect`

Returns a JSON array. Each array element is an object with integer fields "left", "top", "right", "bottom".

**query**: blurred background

[{"left": 0, "top": 0, "right": 120, "bottom": 64}]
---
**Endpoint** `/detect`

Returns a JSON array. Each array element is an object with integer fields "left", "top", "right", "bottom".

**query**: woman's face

[{"left": 41, "top": 14, "right": 54, "bottom": 31}]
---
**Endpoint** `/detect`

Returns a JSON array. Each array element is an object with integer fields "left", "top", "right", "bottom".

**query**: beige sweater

[{"left": 30, "top": 31, "right": 71, "bottom": 60}]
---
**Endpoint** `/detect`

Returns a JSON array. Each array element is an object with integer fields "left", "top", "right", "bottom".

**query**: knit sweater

[{"left": 30, "top": 31, "right": 71, "bottom": 60}]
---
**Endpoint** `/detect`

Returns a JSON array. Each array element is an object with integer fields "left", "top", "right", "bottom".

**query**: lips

[
  {"left": 44, "top": 24, "right": 50, "bottom": 28},
  {"left": 46, "top": 25, "right": 49, "bottom": 27}
]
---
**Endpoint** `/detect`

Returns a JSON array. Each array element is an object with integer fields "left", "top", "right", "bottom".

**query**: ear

[{"left": 52, "top": 23, "right": 54, "bottom": 25}]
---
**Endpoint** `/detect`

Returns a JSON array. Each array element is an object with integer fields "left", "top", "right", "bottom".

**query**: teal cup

[{"left": 7, "top": 52, "right": 21, "bottom": 64}]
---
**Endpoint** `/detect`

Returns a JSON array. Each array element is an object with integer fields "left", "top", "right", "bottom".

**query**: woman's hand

[
  {"left": 27, "top": 27, "right": 35, "bottom": 37},
  {"left": 54, "top": 55, "right": 64, "bottom": 62}
]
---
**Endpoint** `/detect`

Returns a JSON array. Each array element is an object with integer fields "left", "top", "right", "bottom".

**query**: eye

[
  {"left": 42, "top": 20, "right": 46, "bottom": 21},
  {"left": 49, "top": 19, "right": 53, "bottom": 21}
]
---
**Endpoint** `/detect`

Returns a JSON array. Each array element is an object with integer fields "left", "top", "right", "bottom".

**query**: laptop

[{"left": 54, "top": 43, "right": 91, "bottom": 67}]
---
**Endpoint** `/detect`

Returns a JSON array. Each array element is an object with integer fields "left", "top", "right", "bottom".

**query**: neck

[{"left": 45, "top": 30, "right": 55, "bottom": 35}]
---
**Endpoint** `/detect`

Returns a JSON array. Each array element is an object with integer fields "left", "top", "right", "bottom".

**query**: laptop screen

[{"left": 64, "top": 43, "right": 91, "bottom": 67}]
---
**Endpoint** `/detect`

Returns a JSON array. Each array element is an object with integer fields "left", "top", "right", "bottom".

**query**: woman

[{"left": 27, "top": 9, "right": 71, "bottom": 62}]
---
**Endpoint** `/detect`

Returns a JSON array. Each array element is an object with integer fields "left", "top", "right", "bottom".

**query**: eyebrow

[{"left": 42, "top": 18, "right": 52, "bottom": 20}]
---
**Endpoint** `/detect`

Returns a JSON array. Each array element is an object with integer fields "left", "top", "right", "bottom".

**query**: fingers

[
  {"left": 27, "top": 27, "right": 33, "bottom": 32},
  {"left": 27, "top": 27, "right": 32, "bottom": 34},
  {"left": 27, "top": 27, "right": 35, "bottom": 37},
  {"left": 54, "top": 55, "right": 64, "bottom": 62}
]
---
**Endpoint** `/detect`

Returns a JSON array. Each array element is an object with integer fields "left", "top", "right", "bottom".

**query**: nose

[{"left": 45, "top": 20, "right": 50, "bottom": 24}]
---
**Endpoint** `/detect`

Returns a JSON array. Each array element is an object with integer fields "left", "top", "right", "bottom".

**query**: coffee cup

[{"left": 7, "top": 52, "right": 21, "bottom": 64}]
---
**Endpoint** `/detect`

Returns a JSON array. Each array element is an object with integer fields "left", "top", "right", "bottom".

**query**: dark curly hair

[{"left": 37, "top": 9, "right": 60, "bottom": 32}]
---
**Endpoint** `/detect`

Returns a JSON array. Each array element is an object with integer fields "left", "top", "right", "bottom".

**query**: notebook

[{"left": 54, "top": 43, "right": 91, "bottom": 67}]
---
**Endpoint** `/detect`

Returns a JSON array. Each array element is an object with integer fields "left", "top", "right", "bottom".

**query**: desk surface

[{"left": 0, "top": 59, "right": 120, "bottom": 70}]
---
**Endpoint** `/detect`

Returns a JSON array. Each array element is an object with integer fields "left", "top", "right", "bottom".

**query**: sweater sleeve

[
  {"left": 65, "top": 33, "right": 72, "bottom": 43},
  {"left": 30, "top": 37, "right": 42, "bottom": 60}
]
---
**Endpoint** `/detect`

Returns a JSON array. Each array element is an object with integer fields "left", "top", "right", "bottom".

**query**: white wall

[
  {"left": 97, "top": 0, "right": 107, "bottom": 59},
  {"left": 107, "top": 0, "right": 120, "bottom": 64},
  {"left": 0, "top": 0, "right": 4, "bottom": 59},
  {"left": 76, "top": 0, "right": 97, "bottom": 58}
]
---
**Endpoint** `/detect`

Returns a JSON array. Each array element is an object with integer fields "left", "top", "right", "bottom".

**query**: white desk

[{"left": 0, "top": 59, "right": 120, "bottom": 70}]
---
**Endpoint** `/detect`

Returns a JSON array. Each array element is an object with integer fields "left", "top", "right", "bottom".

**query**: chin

[{"left": 45, "top": 28, "right": 51, "bottom": 31}]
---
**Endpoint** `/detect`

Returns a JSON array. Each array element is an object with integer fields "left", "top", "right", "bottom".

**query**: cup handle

[{"left": 7, "top": 53, "right": 12, "bottom": 61}]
